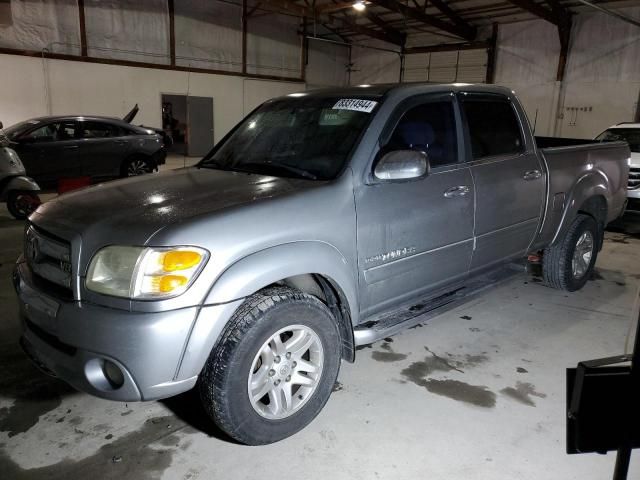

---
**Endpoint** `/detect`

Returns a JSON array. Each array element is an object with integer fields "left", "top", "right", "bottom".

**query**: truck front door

[
  {"left": 459, "top": 92, "right": 545, "bottom": 273},
  {"left": 355, "top": 94, "right": 475, "bottom": 318}
]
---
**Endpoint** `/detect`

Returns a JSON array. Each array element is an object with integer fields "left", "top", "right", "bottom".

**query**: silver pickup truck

[{"left": 13, "top": 84, "right": 629, "bottom": 445}]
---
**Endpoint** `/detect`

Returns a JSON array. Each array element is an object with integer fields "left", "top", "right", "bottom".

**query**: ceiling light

[{"left": 353, "top": 1, "right": 366, "bottom": 11}]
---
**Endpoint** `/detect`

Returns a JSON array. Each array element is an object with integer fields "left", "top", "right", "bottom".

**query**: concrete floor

[{"left": 1, "top": 162, "right": 639, "bottom": 479}]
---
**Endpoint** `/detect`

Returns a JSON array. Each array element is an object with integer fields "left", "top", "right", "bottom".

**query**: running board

[{"left": 353, "top": 263, "right": 524, "bottom": 346}]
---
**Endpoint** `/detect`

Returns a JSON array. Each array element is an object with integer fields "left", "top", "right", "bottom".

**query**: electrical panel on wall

[{"left": 564, "top": 106, "right": 594, "bottom": 127}]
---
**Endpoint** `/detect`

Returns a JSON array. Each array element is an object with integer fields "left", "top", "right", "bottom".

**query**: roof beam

[
  {"left": 404, "top": 40, "right": 490, "bottom": 54},
  {"left": 506, "top": 0, "right": 563, "bottom": 25},
  {"left": 256, "top": 0, "right": 309, "bottom": 16},
  {"left": 428, "top": 0, "right": 475, "bottom": 35},
  {"left": 363, "top": 10, "right": 407, "bottom": 46},
  {"left": 316, "top": 1, "right": 355, "bottom": 13},
  {"left": 325, "top": 0, "right": 406, "bottom": 45},
  {"left": 243, "top": 0, "right": 404, "bottom": 46},
  {"left": 329, "top": 12, "right": 405, "bottom": 45},
  {"left": 367, "top": 0, "right": 476, "bottom": 40}
]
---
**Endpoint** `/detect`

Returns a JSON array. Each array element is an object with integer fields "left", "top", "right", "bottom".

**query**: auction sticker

[{"left": 333, "top": 99, "right": 377, "bottom": 113}]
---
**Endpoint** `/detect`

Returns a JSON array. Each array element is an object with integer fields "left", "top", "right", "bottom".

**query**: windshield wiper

[
  {"left": 199, "top": 159, "right": 318, "bottom": 180},
  {"left": 241, "top": 161, "right": 318, "bottom": 180}
]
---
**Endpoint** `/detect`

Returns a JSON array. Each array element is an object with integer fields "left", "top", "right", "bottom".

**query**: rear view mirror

[
  {"left": 374, "top": 150, "right": 429, "bottom": 181},
  {"left": 0, "top": 121, "right": 3, "bottom": 130}
]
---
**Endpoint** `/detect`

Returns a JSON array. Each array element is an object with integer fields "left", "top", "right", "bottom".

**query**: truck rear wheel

[
  {"left": 542, "top": 214, "right": 599, "bottom": 291},
  {"left": 199, "top": 286, "right": 341, "bottom": 445}
]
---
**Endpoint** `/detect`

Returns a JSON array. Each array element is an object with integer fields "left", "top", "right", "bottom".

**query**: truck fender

[
  {"left": 175, "top": 242, "right": 359, "bottom": 381},
  {"left": 551, "top": 170, "right": 610, "bottom": 246},
  {"left": 204, "top": 241, "right": 359, "bottom": 322},
  {"left": 0, "top": 176, "right": 40, "bottom": 202}
]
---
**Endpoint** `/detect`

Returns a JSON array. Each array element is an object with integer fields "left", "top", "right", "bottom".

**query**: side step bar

[{"left": 353, "top": 264, "right": 524, "bottom": 346}]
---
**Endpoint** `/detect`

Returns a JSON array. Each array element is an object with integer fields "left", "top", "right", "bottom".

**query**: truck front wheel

[
  {"left": 542, "top": 214, "right": 599, "bottom": 291},
  {"left": 198, "top": 286, "right": 341, "bottom": 445}
]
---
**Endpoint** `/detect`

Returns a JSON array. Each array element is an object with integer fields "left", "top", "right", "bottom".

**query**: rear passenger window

[
  {"left": 387, "top": 101, "right": 458, "bottom": 167},
  {"left": 81, "top": 122, "right": 123, "bottom": 138},
  {"left": 461, "top": 97, "right": 523, "bottom": 159}
]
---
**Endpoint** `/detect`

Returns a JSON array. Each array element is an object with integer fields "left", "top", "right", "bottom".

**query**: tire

[
  {"left": 199, "top": 286, "right": 341, "bottom": 445},
  {"left": 542, "top": 214, "right": 599, "bottom": 291},
  {"left": 7, "top": 191, "right": 41, "bottom": 220},
  {"left": 121, "top": 156, "right": 152, "bottom": 177}
]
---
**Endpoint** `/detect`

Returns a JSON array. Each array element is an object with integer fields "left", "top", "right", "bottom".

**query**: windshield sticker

[{"left": 333, "top": 99, "right": 377, "bottom": 113}]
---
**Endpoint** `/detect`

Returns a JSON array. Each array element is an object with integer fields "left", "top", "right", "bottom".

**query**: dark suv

[{"left": 4, "top": 116, "right": 166, "bottom": 185}]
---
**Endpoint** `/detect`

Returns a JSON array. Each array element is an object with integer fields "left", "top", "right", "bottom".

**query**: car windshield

[
  {"left": 3, "top": 120, "right": 42, "bottom": 140},
  {"left": 595, "top": 128, "right": 640, "bottom": 153},
  {"left": 199, "top": 95, "right": 380, "bottom": 180}
]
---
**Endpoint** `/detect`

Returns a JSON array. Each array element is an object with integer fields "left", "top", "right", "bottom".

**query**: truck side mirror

[
  {"left": 0, "top": 121, "right": 3, "bottom": 129},
  {"left": 374, "top": 150, "right": 429, "bottom": 181}
]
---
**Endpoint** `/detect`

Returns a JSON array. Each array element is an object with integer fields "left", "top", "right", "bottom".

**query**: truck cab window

[
  {"left": 462, "top": 98, "right": 524, "bottom": 159},
  {"left": 387, "top": 101, "right": 458, "bottom": 168}
]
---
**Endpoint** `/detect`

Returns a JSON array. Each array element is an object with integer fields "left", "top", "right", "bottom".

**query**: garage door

[{"left": 403, "top": 49, "right": 488, "bottom": 84}]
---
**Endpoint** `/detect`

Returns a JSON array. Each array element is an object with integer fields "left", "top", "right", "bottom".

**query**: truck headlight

[{"left": 86, "top": 246, "right": 208, "bottom": 299}]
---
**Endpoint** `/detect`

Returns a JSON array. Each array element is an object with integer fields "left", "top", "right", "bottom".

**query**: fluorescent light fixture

[{"left": 353, "top": 1, "right": 366, "bottom": 11}]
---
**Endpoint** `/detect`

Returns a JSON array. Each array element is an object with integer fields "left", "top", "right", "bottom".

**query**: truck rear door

[{"left": 459, "top": 92, "right": 545, "bottom": 273}]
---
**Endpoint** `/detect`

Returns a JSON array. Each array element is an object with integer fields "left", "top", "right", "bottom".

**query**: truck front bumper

[{"left": 13, "top": 260, "right": 201, "bottom": 402}]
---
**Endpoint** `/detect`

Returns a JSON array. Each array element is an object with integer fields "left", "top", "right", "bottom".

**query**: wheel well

[
  {"left": 577, "top": 195, "right": 607, "bottom": 249},
  {"left": 278, "top": 274, "right": 355, "bottom": 362}
]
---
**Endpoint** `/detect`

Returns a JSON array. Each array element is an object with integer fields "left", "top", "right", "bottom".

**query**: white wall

[
  {"left": 561, "top": 6, "right": 640, "bottom": 137},
  {"left": 0, "top": 53, "right": 303, "bottom": 143},
  {"left": 495, "top": 7, "right": 640, "bottom": 138}
]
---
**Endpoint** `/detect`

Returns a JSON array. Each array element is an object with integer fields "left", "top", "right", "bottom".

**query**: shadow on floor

[
  {"left": 607, "top": 210, "right": 640, "bottom": 238},
  {"left": 160, "top": 388, "right": 238, "bottom": 444},
  {"left": 0, "top": 340, "right": 77, "bottom": 438}
]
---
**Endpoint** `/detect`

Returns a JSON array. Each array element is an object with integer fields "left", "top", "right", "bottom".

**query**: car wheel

[
  {"left": 542, "top": 214, "right": 599, "bottom": 291},
  {"left": 122, "top": 157, "right": 152, "bottom": 177},
  {"left": 199, "top": 286, "right": 341, "bottom": 445},
  {"left": 7, "top": 191, "right": 41, "bottom": 220}
]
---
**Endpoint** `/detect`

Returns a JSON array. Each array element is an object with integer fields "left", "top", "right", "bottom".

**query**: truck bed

[
  {"left": 535, "top": 136, "right": 600, "bottom": 149},
  {"left": 531, "top": 138, "right": 629, "bottom": 250}
]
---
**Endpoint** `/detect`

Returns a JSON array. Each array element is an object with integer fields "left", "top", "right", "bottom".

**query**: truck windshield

[
  {"left": 596, "top": 128, "right": 640, "bottom": 153},
  {"left": 200, "top": 95, "right": 379, "bottom": 180}
]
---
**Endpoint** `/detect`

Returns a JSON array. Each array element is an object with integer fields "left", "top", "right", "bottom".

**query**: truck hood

[{"left": 31, "top": 167, "right": 319, "bottom": 242}]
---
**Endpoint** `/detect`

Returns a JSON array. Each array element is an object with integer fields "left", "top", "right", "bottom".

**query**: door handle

[
  {"left": 523, "top": 169, "right": 542, "bottom": 180},
  {"left": 443, "top": 185, "right": 470, "bottom": 198},
  {"left": 63, "top": 145, "right": 79, "bottom": 150}
]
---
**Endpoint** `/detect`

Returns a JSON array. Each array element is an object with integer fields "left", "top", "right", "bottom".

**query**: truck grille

[
  {"left": 25, "top": 226, "right": 73, "bottom": 298},
  {"left": 629, "top": 167, "right": 640, "bottom": 190}
]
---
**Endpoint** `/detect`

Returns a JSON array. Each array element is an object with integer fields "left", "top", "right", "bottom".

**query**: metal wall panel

[{"left": 403, "top": 49, "right": 487, "bottom": 83}]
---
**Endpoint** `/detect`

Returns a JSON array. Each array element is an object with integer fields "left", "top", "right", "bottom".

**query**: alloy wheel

[
  {"left": 127, "top": 159, "right": 149, "bottom": 176},
  {"left": 572, "top": 231, "right": 594, "bottom": 279},
  {"left": 247, "top": 324, "right": 324, "bottom": 420}
]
